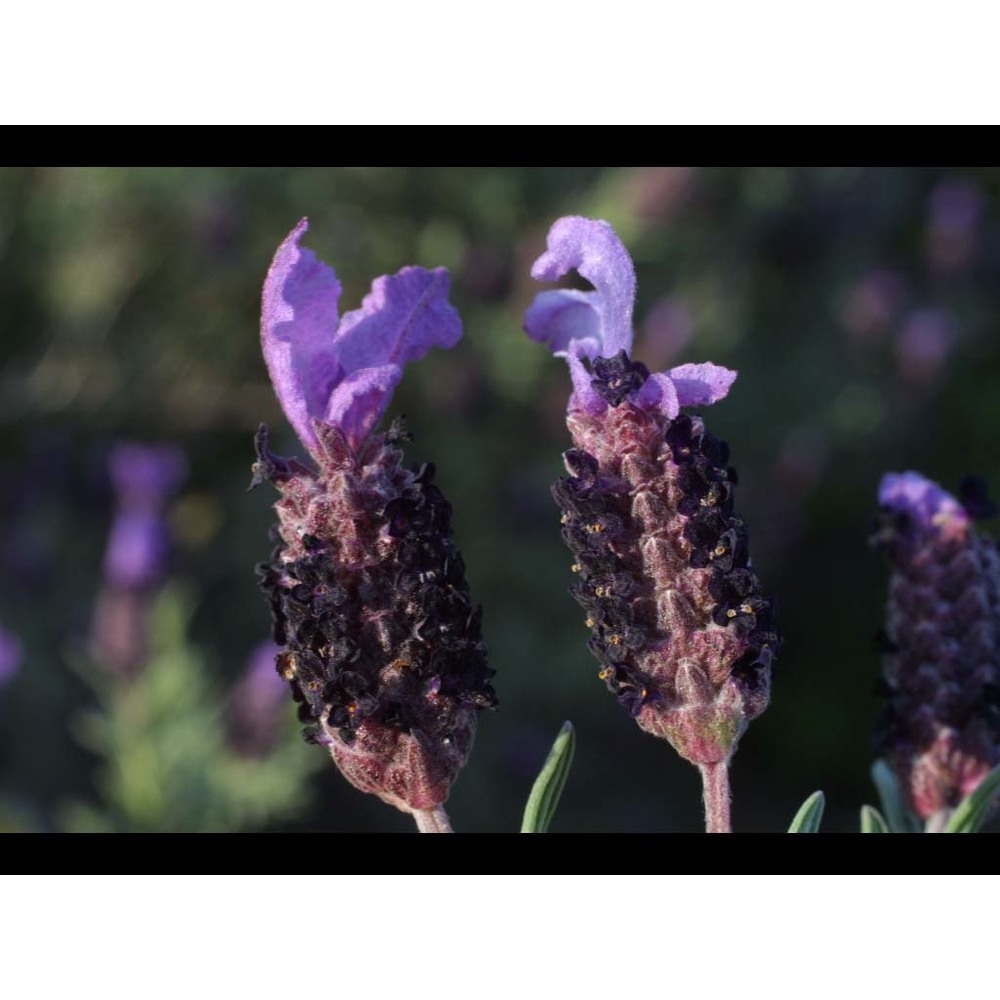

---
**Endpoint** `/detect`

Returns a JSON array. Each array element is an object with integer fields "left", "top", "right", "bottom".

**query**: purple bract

[
  {"left": 261, "top": 218, "right": 461, "bottom": 458},
  {"left": 525, "top": 216, "right": 735, "bottom": 417}
]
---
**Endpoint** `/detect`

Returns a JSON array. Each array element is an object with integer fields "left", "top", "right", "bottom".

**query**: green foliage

[
  {"left": 788, "top": 790, "right": 825, "bottom": 832},
  {"left": 943, "top": 764, "right": 1000, "bottom": 833},
  {"left": 870, "top": 759, "right": 921, "bottom": 833},
  {"left": 521, "top": 721, "right": 575, "bottom": 833},
  {"left": 860, "top": 804, "right": 889, "bottom": 833},
  {"left": 62, "top": 586, "right": 319, "bottom": 833}
]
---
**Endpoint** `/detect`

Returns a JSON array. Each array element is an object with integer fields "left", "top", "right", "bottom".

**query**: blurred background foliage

[{"left": 1, "top": 166, "right": 999, "bottom": 832}]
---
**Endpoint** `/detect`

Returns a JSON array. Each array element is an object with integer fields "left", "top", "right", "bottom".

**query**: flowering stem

[
  {"left": 698, "top": 762, "right": 732, "bottom": 833},
  {"left": 412, "top": 806, "right": 454, "bottom": 833}
]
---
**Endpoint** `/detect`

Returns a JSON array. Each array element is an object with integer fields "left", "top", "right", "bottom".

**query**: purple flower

[
  {"left": 103, "top": 443, "right": 187, "bottom": 590},
  {"left": 260, "top": 218, "right": 461, "bottom": 460},
  {"left": 227, "top": 641, "right": 289, "bottom": 757},
  {"left": 525, "top": 216, "right": 735, "bottom": 419},
  {"left": 525, "top": 216, "right": 779, "bottom": 830},
  {"left": 872, "top": 471, "right": 1000, "bottom": 825},
  {"left": 253, "top": 220, "right": 496, "bottom": 821},
  {"left": 894, "top": 308, "right": 956, "bottom": 387},
  {"left": 0, "top": 626, "right": 22, "bottom": 687},
  {"left": 926, "top": 177, "right": 983, "bottom": 274},
  {"left": 92, "top": 443, "right": 186, "bottom": 677}
]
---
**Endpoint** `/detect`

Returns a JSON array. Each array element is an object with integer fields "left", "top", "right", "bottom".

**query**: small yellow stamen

[
  {"left": 714, "top": 545, "right": 727, "bottom": 556},
  {"left": 571, "top": 563, "right": 582, "bottom": 573},
  {"left": 607, "top": 634, "right": 623, "bottom": 646},
  {"left": 726, "top": 609, "right": 737, "bottom": 618},
  {"left": 560, "top": 513, "right": 570, "bottom": 525},
  {"left": 598, "top": 667, "right": 613, "bottom": 681},
  {"left": 585, "top": 617, "right": 596, "bottom": 629}
]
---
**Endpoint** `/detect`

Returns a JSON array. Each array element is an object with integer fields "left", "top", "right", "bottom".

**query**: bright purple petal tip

[
  {"left": 667, "top": 363, "right": 738, "bottom": 408},
  {"left": 261, "top": 219, "right": 344, "bottom": 457},
  {"left": 529, "top": 216, "right": 636, "bottom": 360},
  {"left": 879, "top": 471, "right": 970, "bottom": 532},
  {"left": 262, "top": 223, "right": 462, "bottom": 456}
]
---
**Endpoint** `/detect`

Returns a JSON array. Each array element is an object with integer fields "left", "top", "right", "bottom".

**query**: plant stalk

[
  {"left": 699, "top": 761, "right": 732, "bottom": 833},
  {"left": 412, "top": 805, "right": 454, "bottom": 833}
]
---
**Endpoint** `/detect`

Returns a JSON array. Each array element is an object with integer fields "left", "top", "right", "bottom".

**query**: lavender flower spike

[
  {"left": 872, "top": 471, "right": 1000, "bottom": 830},
  {"left": 254, "top": 219, "right": 496, "bottom": 831},
  {"left": 526, "top": 216, "right": 779, "bottom": 832}
]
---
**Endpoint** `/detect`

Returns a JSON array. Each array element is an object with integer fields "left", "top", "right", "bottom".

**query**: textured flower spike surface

[
  {"left": 252, "top": 219, "right": 497, "bottom": 833},
  {"left": 525, "top": 216, "right": 780, "bottom": 833},
  {"left": 872, "top": 471, "right": 1000, "bottom": 831}
]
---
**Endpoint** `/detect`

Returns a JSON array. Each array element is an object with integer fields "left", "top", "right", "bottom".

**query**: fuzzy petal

[
  {"left": 667, "top": 363, "right": 738, "bottom": 408},
  {"left": 634, "top": 372, "right": 680, "bottom": 419},
  {"left": 879, "top": 472, "right": 969, "bottom": 531},
  {"left": 524, "top": 288, "right": 602, "bottom": 359},
  {"left": 336, "top": 266, "right": 462, "bottom": 372},
  {"left": 530, "top": 216, "right": 635, "bottom": 357},
  {"left": 324, "top": 365, "right": 404, "bottom": 453},
  {"left": 261, "top": 219, "right": 343, "bottom": 456},
  {"left": 567, "top": 345, "right": 606, "bottom": 415}
]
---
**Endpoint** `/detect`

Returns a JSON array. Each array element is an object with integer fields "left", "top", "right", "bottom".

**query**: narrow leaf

[
  {"left": 788, "top": 790, "right": 825, "bottom": 833},
  {"left": 943, "top": 763, "right": 1000, "bottom": 833},
  {"left": 871, "top": 759, "right": 920, "bottom": 833},
  {"left": 521, "top": 721, "right": 575, "bottom": 834},
  {"left": 860, "top": 804, "right": 889, "bottom": 833}
]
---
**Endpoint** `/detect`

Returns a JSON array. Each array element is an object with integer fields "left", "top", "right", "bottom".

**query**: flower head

[
  {"left": 253, "top": 220, "right": 496, "bottom": 818},
  {"left": 872, "top": 470, "right": 1000, "bottom": 823},
  {"left": 526, "top": 216, "right": 778, "bottom": 777}
]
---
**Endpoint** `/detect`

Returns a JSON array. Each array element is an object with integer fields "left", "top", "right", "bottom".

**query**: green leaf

[
  {"left": 521, "top": 721, "right": 575, "bottom": 833},
  {"left": 860, "top": 804, "right": 889, "bottom": 833},
  {"left": 788, "top": 790, "right": 825, "bottom": 832},
  {"left": 871, "top": 759, "right": 920, "bottom": 833},
  {"left": 943, "top": 763, "right": 1000, "bottom": 833}
]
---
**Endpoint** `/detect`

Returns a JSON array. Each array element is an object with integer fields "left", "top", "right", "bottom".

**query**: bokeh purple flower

[
  {"left": 525, "top": 216, "right": 779, "bottom": 831},
  {"left": 894, "top": 308, "right": 956, "bottom": 388},
  {"left": 227, "top": 641, "right": 289, "bottom": 757},
  {"left": 253, "top": 219, "right": 496, "bottom": 823},
  {"left": 0, "top": 625, "right": 22, "bottom": 687},
  {"left": 91, "top": 443, "right": 187, "bottom": 676},
  {"left": 872, "top": 471, "right": 1000, "bottom": 827},
  {"left": 926, "top": 177, "right": 983, "bottom": 275}
]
